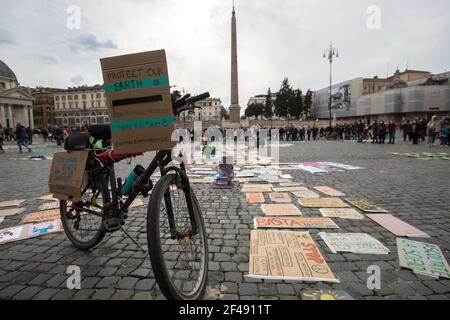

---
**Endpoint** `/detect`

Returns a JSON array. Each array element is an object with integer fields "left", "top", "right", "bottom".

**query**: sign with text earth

[
  {"left": 397, "top": 238, "right": 450, "bottom": 279},
  {"left": 248, "top": 230, "right": 338, "bottom": 283},
  {"left": 101, "top": 50, "right": 176, "bottom": 154}
]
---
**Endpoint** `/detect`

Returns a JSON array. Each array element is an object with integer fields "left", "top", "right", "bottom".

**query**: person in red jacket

[{"left": 388, "top": 120, "right": 397, "bottom": 144}]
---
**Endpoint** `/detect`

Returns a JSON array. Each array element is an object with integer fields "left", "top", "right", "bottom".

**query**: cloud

[
  {"left": 40, "top": 54, "right": 60, "bottom": 64},
  {"left": 0, "top": 28, "right": 15, "bottom": 45},
  {"left": 70, "top": 74, "right": 85, "bottom": 85},
  {"left": 70, "top": 33, "right": 118, "bottom": 52}
]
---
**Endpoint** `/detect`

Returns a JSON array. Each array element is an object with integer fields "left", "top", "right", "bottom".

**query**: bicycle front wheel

[{"left": 147, "top": 174, "right": 208, "bottom": 300}]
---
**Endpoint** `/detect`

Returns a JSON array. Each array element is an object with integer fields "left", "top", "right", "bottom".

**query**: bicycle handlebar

[{"left": 173, "top": 92, "right": 210, "bottom": 116}]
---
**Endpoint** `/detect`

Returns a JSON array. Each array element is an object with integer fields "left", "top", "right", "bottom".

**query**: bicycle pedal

[{"left": 103, "top": 218, "right": 122, "bottom": 232}]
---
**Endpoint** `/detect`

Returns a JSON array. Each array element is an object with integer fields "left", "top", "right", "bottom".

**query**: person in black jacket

[
  {"left": 378, "top": 121, "right": 387, "bottom": 144},
  {"left": 16, "top": 123, "right": 32, "bottom": 153}
]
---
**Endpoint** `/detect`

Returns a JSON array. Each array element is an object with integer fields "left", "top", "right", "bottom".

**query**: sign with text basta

[{"left": 101, "top": 50, "right": 176, "bottom": 154}]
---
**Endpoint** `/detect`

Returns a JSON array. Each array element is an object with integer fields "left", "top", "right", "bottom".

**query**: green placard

[
  {"left": 104, "top": 76, "right": 170, "bottom": 93},
  {"left": 110, "top": 116, "right": 175, "bottom": 133}
]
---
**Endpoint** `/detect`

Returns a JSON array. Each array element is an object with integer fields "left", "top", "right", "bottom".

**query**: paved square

[{"left": 0, "top": 139, "right": 449, "bottom": 300}]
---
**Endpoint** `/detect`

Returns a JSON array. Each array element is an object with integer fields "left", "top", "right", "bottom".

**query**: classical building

[
  {"left": 178, "top": 98, "right": 227, "bottom": 122},
  {"left": 53, "top": 85, "right": 110, "bottom": 128},
  {"left": 312, "top": 69, "right": 450, "bottom": 123},
  {"left": 31, "top": 87, "right": 62, "bottom": 129},
  {"left": 0, "top": 60, "right": 35, "bottom": 129}
]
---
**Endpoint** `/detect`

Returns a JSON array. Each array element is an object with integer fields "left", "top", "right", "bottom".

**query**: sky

[{"left": 1, "top": 0, "right": 449, "bottom": 110}]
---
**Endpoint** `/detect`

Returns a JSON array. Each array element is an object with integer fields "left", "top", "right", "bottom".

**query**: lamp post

[{"left": 323, "top": 44, "right": 339, "bottom": 128}]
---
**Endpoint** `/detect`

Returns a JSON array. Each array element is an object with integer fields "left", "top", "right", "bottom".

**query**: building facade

[
  {"left": 312, "top": 69, "right": 449, "bottom": 123},
  {"left": 31, "top": 87, "right": 61, "bottom": 129},
  {"left": 0, "top": 60, "right": 35, "bottom": 129},
  {"left": 178, "top": 98, "right": 226, "bottom": 122},
  {"left": 53, "top": 85, "right": 109, "bottom": 128}
]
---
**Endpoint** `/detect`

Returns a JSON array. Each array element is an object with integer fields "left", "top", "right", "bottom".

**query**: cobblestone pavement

[{"left": 0, "top": 138, "right": 449, "bottom": 300}]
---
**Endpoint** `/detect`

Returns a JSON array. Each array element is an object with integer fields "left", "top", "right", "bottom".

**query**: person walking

[
  {"left": 26, "top": 126, "right": 33, "bottom": 145},
  {"left": 402, "top": 120, "right": 411, "bottom": 143},
  {"left": 378, "top": 121, "right": 387, "bottom": 144},
  {"left": 371, "top": 121, "right": 379, "bottom": 143},
  {"left": 16, "top": 123, "right": 32, "bottom": 153},
  {"left": 53, "top": 126, "right": 63, "bottom": 147},
  {"left": 388, "top": 121, "right": 397, "bottom": 144}
]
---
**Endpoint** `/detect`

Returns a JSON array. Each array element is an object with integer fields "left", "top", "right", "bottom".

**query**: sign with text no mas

[{"left": 101, "top": 50, "right": 176, "bottom": 154}]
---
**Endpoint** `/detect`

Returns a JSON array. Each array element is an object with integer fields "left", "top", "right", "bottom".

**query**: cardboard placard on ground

[
  {"left": 279, "top": 183, "right": 302, "bottom": 187},
  {"left": 246, "top": 193, "right": 265, "bottom": 204},
  {"left": 21, "top": 209, "right": 60, "bottom": 224},
  {"left": 313, "top": 186, "right": 346, "bottom": 197},
  {"left": 300, "top": 289, "right": 361, "bottom": 300},
  {"left": 242, "top": 184, "right": 273, "bottom": 193},
  {"left": 38, "top": 201, "right": 60, "bottom": 211},
  {"left": 273, "top": 186, "right": 308, "bottom": 193},
  {"left": 367, "top": 214, "right": 429, "bottom": 238},
  {"left": 268, "top": 193, "right": 292, "bottom": 203},
  {"left": 346, "top": 199, "right": 388, "bottom": 213},
  {"left": 261, "top": 204, "right": 302, "bottom": 216},
  {"left": 397, "top": 238, "right": 450, "bottom": 279},
  {"left": 48, "top": 151, "right": 89, "bottom": 202},
  {"left": 299, "top": 198, "right": 349, "bottom": 208},
  {"left": 0, "top": 219, "right": 63, "bottom": 245},
  {"left": 0, "top": 199, "right": 26, "bottom": 208},
  {"left": 100, "top": 50, "right": 176, "bottom": 154},
  {"left": 130, "top": 198, "right": 145, "bottom": 208},
  {"left": 319, "top": 232, "right": 390, "bottom": 255},
  {"left": 291, "top": 188, "right": 321, "bottom": 199},
  {"left": 254, "top": 217, "right": 338, "bottom": 229},
  {"left": 319, "top": 208, "right": 365, "bottom": 220},
  {"left": 248, "top": 230, "right": 338, "bottom": 282},
  {"left": 37, "top": 194, "right": 57, "bottom": 202},
  {"left": 0, "top": 208, "right": 26, "bottom": 218}
]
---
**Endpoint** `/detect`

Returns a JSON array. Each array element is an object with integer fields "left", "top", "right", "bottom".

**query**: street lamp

[{"left": 323, "top": 44, "right": 339, "bottom": 128}]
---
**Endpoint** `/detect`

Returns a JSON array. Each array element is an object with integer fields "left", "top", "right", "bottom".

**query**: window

[
  {"left": 74, "top": 95, "right": 79, "bottom": 100},
  {"left": 91, "top": 102, "right": 95, "bottom": 108},
  {"left": 96, "top": 93, "right": 101, "bottom": 99},
  {"left": 68, "top": 95, "right": 73, "bottom": 100},
  {"left": 55, "top": 96, "right": 60, "bottom": 101},
  {"left": 82, "top": 94, "right": 86, "bottom": 100},
  {"left": 61, "top": 96, "right": 66, "bottom": 101},
  {"left": 91, "top": 93, "right": 94, "bottom": 99}
]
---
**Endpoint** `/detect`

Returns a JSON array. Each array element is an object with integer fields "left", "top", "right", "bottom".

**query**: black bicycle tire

[
  {"left": 60, "top": 173, "right": 108, "bottom": 250},
  {"left": 147, "top": 174, "right": 208, "bottom": 300}
]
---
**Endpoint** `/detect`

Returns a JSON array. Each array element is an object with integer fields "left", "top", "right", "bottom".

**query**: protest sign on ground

[
  {"left": 300, "top": 289, "right": 361, "bottom": 300},
  {"left": 319, "top": 232, "right": 390, "bottom": 254},
  {"left": 367, "top": 214, "right": 429, "bottom": 238},
  {"left": 299, "top": 198, "right": 349, "bottom": 208},
  {"left": 248, "top": 230, "right": 339, "bottom": 283},
  {"left": 261, "top": 204, "right": 302, "bottom": 216},
  {"left": 21, "top": 209, "right": 60, "bottom": 224},
  {"left": 0, "top": 220, "right": 63, "bottom": 245},
  {"left": 313, "top": 186, "right": 346, "bottom": 197},
  {"left": 319, "top": 208, "right": 365, "bottom": 220},
  {"left": 291, "top": 188, "right": 321, "bottom": 199},
  {"left": 254, "top": 217, "right": 338, "bottom": 229},
  {"left": 246, "top": 193, "right": 265, "bottom": 204},
  {"left": 346, "top": 199, "right": 388, "bottom": 213},
  {"left": 0, "top": 199, "right": 26, "bottom": 208},
  {"left": 268, "top": 193, "right": 292, "bottom": 203},
  {"left": 0, "top": 208, "right": 26, "bottom": 218}
]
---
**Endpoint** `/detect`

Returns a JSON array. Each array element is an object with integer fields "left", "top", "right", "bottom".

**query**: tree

[
  {"left": 289, "top": 89, "right": 303, "bottom": 120},
  {"left": 274, "top": 78, "right": 291, "bottom": 118},
  {"left": 304, "top": 89, "right": 313, "bottom": 117},
  {"left": 245, "top": 103, "right": 264, "bottom": 119},
  {"left": 264, "top": 88, "right": 273, "bottom": 119}
]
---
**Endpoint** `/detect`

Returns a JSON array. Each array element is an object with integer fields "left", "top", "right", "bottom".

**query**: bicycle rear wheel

[
  {"left": 60, "top": 169, "right": 109, "bottom": 250},
  {"left": 147, "top": 173, "right": 208, "bottom": 300}
]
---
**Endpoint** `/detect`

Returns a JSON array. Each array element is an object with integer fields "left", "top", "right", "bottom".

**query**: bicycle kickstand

[{"left": 120, "top": 227, "right": 148, "bottom": 255}]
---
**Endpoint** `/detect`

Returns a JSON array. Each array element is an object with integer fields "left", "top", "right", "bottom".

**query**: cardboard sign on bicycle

[
  {"left": 101, "top": 50, "right": 176, "bottom": 154},
  {"left": 48, "top": 151, "right": 89, "bottom": 202}
]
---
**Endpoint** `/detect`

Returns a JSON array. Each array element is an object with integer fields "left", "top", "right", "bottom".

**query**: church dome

[{"left": 0, "top": 60, "right": 17, "bottom": 80}]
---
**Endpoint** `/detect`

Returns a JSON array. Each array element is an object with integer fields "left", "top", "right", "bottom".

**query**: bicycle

[{"left": 59, "top": 92, "right": 211, "bottom": 300}]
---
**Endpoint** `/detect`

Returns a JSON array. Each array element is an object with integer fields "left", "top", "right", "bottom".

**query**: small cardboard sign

[
  {"left": 319, "top": 232, "right": 390, "bottom": 255},
  {"left": 242, "top": 184, "right": 273, "bottom": 193},
  {"left": 100, "top": 50, "right": 176, "bottom": 154},
  {"left": 261, "top": 204, "right": 302, "bottom": 216},
  {"left": 247, "top": 230, "right": 338, "bottom": 283},
  {"left": 319, "top": 208, "right": 365, "bottom": 220},
  {"left": 0, "top": 219, "right": 63, "bottom": 245},
  {"left": 299, "top": 198, "right": 349, "bottom": 208},
  {"left": 268, "top": 193, "right": 292, "bottom": 203},
  {"left": 246, "top": 193, "right": 265, "bottom": 204},
  {"left": 0, "top": 199, "right": 26, "bottom": 208},
  {"left": 254, "top": 217, "right": 338, "bottom": 229},
  {"left": 367, "top": 214, "right": 429, "bottom": 238},
  {"left": 48, "top": 151, "right": 89, "bottom": 202},
  {"left": 300, "top": 289, "right": 361, "bottom": 300},
  {"left": 313, "top": 186, "right": 346, "bottom": 197},
  {"left": 291, "top": 188, "right": 321, "bottom": 199},
  {"left": 273, "top": 187, "right": 308, "bottom": 193},
  {"left": 21, "top": 209, "right": 60, "bottom": 224},
  {"left": 0, "top": 208, "right": 26, "bottom": 218},
  {"left": 397, "top": 238, "right": 450, "bottom": 279},
  {"left": 346, "top": 199, "right": 388, "bottom": 213}
]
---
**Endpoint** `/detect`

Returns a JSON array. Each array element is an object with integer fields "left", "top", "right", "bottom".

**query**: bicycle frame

[{"left": 71, "top": 149, "right": 199, "bottom": 239}]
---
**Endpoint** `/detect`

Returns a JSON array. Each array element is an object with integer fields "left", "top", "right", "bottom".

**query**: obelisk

[{"left": 229, "top": 2, "right": 241, "bottom": 124}]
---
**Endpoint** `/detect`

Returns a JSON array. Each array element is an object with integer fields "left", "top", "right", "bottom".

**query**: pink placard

[{"left": 367, "top": 214, "right": 429, "bottom": 238}]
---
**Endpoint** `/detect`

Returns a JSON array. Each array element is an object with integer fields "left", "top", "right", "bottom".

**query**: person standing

[
  {"left": 53, "top": 126, "right": 63, "bottom": 147},
  {"left": 411, "top": 120, "right": 419, "bottom": 145},
  {"left": 371, "top": 121, "right": 379, "bottom": 143},
  {"left": 427, "top": 115, "right": 439, "bottom": 147},
  {"left": 0, "top": 125, "right": 5, "bottom": 152},
  {"left": 440, "top": 122, "right": 448, "bottom": 147},
  {"left": 26, "top": 126, "right": 33, "bottom": 145},
  {"left": 388, "top": 121, "right": 397, "bottom": 144},
  {"left": 16, "top": 123, "right": 32, "bottom": 153},
  {"left": 402, "top": 120, "right": 411, "bottom": 143},
  {"left": 378, "top": 121, "right": 387, "bottom": 144}
]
